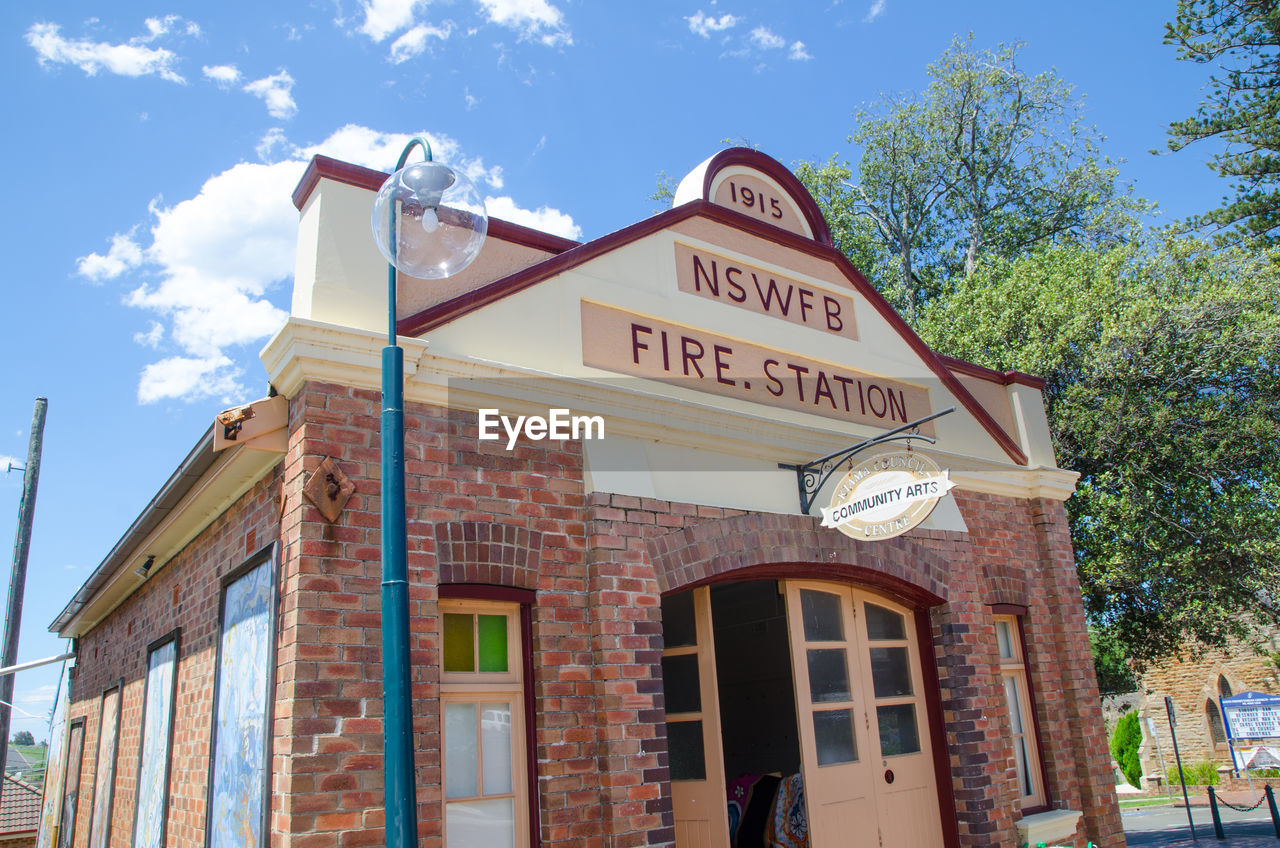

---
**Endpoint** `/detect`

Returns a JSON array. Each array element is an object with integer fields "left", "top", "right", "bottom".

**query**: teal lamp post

[{"left": 370, "top": 137, "right": 488, "bottom": 848}]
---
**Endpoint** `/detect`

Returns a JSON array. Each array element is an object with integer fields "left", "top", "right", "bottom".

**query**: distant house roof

[{"left": 0, "top": 774, "right": 41, "bottom": 834}]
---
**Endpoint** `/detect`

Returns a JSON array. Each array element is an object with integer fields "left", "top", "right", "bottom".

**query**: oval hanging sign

[{"left": 821, "top": 451, "right": 955, "bottom": 541}]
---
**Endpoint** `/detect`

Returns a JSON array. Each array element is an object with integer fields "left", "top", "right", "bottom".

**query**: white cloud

[
  {"left": 298, "top": 124, "right": 504, "bottom": 188},
  {"left": 1, "top": 455, "right": 20, "bottom": 472},
  {"left": 25, "top": 21, "right": 185, "bottom": 83},
  {"left": 85, "top": 125, "right": 567, "bottom": 403},
  {"left": 141, "top": 15, "right": 200, "bottom": 41},
  {"left": 686, "top": 10, "right": 738, "bottom": 38},
  {"left": 864, "top": 0, "right": 886, "bottom": 22},
  {"left": 359, "top": 0, "right": 424, "bottom": 41},
  {"left": 118, "top": 159, "right": 303, "bottom": 402},
  {"left": 257, "top": 128, "right": 289, "bottom": 161},
  {"left": 244, "top": 71, "right": 297, "bottom": 120},
  {"left": 484, "top": 195, "right": 581, "bottom": 240},
  {"left": 203, "top": 64, "right": 241, "bottom": 86},
  {"left": 788, "top": 40, "right": 812, "bottom": 61},
  {"left": 137, "top": 356, "right": 242, "bottom": 405},
  {"left": 464, "top": 88, "right": 479, "bottom": 110},
  {"left": 77, "top": 233, "right": 144, "bottom": 282},
  {"left": 389, "top": 22, "right": 453, "bottom": 63},
  {"left": 749, "top": 26, "right": 785, "bottom": 50},
  {"left": 476, "top": 0, "right": 571, "bottom": 46},
  {"left": 133, "top": 321, "right": 165, "bottom": 348}
]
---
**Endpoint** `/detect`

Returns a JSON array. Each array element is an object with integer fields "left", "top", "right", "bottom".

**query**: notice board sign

[{"left": 1221, "top": 691, "right": 1280, "bottom": 741}]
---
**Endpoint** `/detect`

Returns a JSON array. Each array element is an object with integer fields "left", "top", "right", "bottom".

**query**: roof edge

[
  {"left": 48, "top": 427, "right": 219, "bottom": 634},
  {"left": 292, "top": 154, "right": 582, "bottom": 255},
  {"left": 398, "top": 199, "right": 1030, "bottom": 467},
  {"left": 938, "top": 354, "right": 1046, "bottom": 390}
]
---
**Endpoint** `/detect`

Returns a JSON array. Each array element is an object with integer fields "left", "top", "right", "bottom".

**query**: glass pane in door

[
  {"left": 869, "top": 647, "right": 913, "bottom": 697},
  {"left": 800, "top": 590, "right": 844, "bottom": 642},
  {"left": 806, "top": 649, "right": 852, "bottom": 702},
  {"left": 813, "top": 708, "right": 858, "bottom": 765}
]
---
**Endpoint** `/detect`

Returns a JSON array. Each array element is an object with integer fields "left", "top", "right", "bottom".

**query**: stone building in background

[{"left": 1136, "top": 624, "right": 1280, "bottom": 783}]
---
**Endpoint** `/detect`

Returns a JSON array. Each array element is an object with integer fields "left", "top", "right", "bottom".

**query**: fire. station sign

[{"left": 822, "top": 451, "right": 955, "bottom": 541}]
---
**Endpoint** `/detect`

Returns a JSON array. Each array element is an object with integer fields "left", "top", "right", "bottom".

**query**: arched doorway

[{"left": 661, "top": 578, "right": 944, "bottom": 848}]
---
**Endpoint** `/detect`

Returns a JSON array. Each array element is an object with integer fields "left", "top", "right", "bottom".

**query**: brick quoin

[{"left": 61, "top": 383, "right": 1118, "bottom": 848}]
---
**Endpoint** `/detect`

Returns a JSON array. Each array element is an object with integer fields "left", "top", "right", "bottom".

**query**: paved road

[{"left": 1122, "top": 802, "right": 1280, "bottom": 847}]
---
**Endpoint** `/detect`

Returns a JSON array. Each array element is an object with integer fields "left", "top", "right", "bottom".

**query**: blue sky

[{"left": 0, "top": 0, "right": 1228, "bottom": 742}]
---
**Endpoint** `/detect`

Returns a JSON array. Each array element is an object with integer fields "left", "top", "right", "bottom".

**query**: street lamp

[{"left": 370, "top": 137, "right": 487, "bottom": 848}]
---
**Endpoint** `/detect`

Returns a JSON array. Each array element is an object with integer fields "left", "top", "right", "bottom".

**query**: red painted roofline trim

[
  {"left": 399, "top": 199, "right": 1029, "bottom": 466},
  {"left": 699, "top": 147, "right": 833, "bottom": 246},
  {"left": 938, "top": 354, "right": 1046, "bottom": 390},
  {"left": 291, "top": 155, "right": 581, "bottom": 255}
]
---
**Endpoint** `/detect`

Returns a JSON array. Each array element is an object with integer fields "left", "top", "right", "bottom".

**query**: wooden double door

[{"left": 662, "top": 580, "right": 944, "bottom": 848}]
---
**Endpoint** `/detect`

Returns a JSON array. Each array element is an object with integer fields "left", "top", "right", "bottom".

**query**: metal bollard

[
  {"left": 1208, "top": 786, "right": 1225, "bottom": 840},
  {"left": 1265, "top": 784, "right": 1279, "bottom": 838}
]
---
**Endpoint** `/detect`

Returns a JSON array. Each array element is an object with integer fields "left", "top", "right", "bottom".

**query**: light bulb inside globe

[{"left": 371, "top": 159, "right": 488, "bottom": 280}]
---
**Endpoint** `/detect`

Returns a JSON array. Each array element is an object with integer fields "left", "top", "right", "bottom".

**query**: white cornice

[{"left": 261, "top": 318, "right": 1078, "bottom": 502}]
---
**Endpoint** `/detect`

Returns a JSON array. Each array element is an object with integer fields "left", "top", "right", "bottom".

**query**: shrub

[
  {"left": 1110, "top": 711, "right": 1143, "bottom": 787},
  {"left": 1175, "top": 759, "right": 1220, "bottom": 785}
]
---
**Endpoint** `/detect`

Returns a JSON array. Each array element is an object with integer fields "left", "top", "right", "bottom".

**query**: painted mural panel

[
  {"left": 206, "top": 552, "right": 276, "bottom": 848},
  {"left": 133, "top": 635, "right": 179, "bottom": 848},
  {"left": 88, "top": 685, "right": 122, "bottom": 848},
  {"left": 36, "top": 662, "right": 70, "bottom": 848},
  {"left": 55, "top": 720, "right": 84, "bottom": 848}
]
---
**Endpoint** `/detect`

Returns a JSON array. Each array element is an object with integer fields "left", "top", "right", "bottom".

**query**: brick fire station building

[{"left": 42, "top": 148, "right": 1122, "bottom": 848}]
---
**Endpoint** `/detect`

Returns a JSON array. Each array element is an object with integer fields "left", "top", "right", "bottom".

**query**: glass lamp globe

[{"left": 371, "top": 160, "right": 488, "bottom": 279}]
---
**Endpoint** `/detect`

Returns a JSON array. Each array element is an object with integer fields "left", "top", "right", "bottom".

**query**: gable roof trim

[
  {"left": 292, "top": 155, "right": 582, "bottom": 256},
  {"left": 398, "top": 199, "right": 1029, "bottom": 467}
]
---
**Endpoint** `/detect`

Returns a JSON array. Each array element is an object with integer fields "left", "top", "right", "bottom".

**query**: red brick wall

[
  {"left": 64, "top": 466, "right": 283, "bottom": 848},
  {"left": 65, "top": 380, "right": 1120, "bottom": 848}
]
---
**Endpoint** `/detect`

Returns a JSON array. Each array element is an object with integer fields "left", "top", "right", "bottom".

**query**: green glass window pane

[
  {"left": 443, "top": 614, "right": 474, "bottom": 672},
  {"left": 477, "top": 615, "right": 508, "bottom": 672},
  {"left": 661, "top": 593, "right": 697, "bottom": 648}
]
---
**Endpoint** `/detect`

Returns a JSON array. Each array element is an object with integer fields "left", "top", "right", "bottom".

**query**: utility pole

[{"left": 0, "top": 398, "right": 48, "bottom": 800}]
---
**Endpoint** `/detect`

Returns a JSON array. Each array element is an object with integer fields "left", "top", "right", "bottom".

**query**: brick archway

[
  {"left": 645, "top": 511, "right": 953, "bottom": 606},
  {"left": 433, "top": 521, "right": 543, "bottom": 589}
]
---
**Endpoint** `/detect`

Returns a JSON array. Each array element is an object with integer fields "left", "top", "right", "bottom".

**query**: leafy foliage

[
  {"left": 917, "top": 238, "right": 1280, "bottom": 664},
  {"left": 1111, "top": 711, "right": 1144, "bottom": 787},
  {"left": 11, "top": 730, "right": 33, "bottom": 746},
  {"left": 1175, "top": 759, "right": 1221, "bottom": 785},
  {"left": 798, "top": 37, "right": 1140, "bottom": 323},
  {"left": 1091, "top": 626, "right": 1140, "bottom": 694},
  {"left": 1165, "top": 0, "right": 1280, "bottom": 245}
]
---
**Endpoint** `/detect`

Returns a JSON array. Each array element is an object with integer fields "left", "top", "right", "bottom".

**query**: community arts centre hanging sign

[{"left": 822, "top": 451, "right": 955, "bottom": 540}]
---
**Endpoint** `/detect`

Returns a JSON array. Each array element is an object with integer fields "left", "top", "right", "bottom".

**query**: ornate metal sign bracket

[{"left": 778, "top": 406, "right": 956, "bottom": 515}]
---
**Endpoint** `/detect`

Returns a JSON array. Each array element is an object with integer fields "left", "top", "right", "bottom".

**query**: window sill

[{"left": 1016, "top": 808, "right": 1082, "bottom": 847}]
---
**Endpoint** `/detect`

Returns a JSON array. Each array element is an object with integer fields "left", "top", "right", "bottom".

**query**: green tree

[
  {"left": 1165, "top": 0, "right": 1280, "bottom": 244},
  {"left": 917, "top": 237, "right": 1280, "bottom": 664},
  {"left": 1091, "top": 626, "right": 1139, "bottom": 695},
  {"left": 11, "top": 730, "right": 33, "bottom": 746},
  {"left": 1111, "top": 711, "right": 1144, "bottom": 787},
  {"left": 803, "top": 37, "right": 1136, "bottom": 322}
]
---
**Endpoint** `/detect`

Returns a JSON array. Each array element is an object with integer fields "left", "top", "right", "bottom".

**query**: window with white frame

[
  {"left": 440, "top": 599, "right": 529, "bottom": 848},
  {"left": 994, "top": 613, "right": 1046, "bottom": 810}
]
